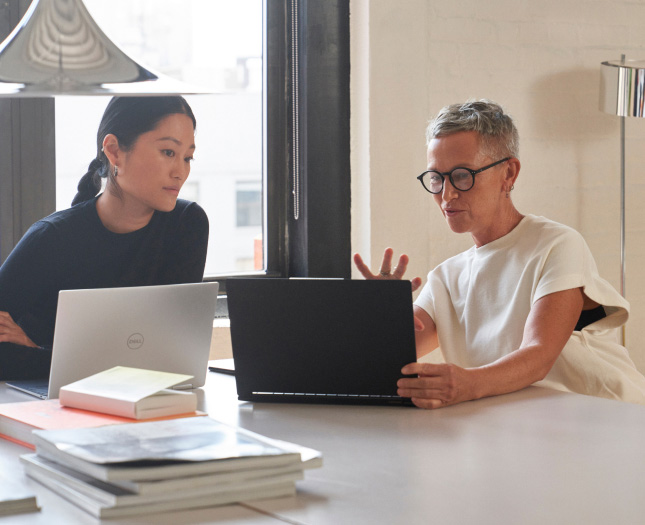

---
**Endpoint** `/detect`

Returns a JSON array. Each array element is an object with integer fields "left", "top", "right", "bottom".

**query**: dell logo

[{"left": 127, "top": 333, "right": 144, "bottom": 349}]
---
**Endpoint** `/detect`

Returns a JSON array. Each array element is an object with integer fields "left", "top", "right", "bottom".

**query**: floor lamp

[{"left": 599, "top": 57, "right": 645, "bottom": 344}]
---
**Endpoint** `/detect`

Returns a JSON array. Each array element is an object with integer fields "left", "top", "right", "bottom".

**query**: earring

[{"left": 113, "top": 166, "right": 118, "bottom": 177}]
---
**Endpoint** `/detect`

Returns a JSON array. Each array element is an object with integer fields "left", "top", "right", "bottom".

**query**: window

[
  {"left": 236, "top": 184, "right": 262, "bottom": 228},
  {"left": 0, "top": 0, "right": 350, "bottom": 281}
]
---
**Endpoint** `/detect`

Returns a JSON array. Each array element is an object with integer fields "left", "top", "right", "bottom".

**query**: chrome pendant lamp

[
  {"left": 599, "top": 57, "right": 645, "bottom": 301},
  {"left": 0, "top": 0, "right": 210, "bottom": 96}
]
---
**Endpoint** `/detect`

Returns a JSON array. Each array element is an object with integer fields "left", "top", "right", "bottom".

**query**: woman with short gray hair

[{"left": 355, "top": 99, "right": 645, "bottom": 408}]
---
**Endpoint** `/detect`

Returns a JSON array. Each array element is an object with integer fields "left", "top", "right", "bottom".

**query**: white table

[{"left": 3, "top": 374, "right": 645, "bottom": 524}]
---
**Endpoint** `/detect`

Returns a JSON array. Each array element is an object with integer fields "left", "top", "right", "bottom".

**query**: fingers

[
  {"left": 354, "top": 249, "right": 423, "bottom": 289},
  {"left": 411, "top": 398, "right": 445, "bottom": 410},
  {"left": 378, "top": 248, "right": 394, "bottom": 276},
  {"left": 0, "top": 311, "right": 16, "bottom": 329},
  {"left": 0, "top": 310, "right": 38, "bottom": 347},
  {"left": 353, "top": 253, "right": 376, "bottom": 280},
  {"left": 391, "top": 254, "right": 408, "bottom": 279},
  {"left": 397, "top": 377, "right": 447, "bottom": 410},
  {"left": 397, "top": 362, "right": 456, "bottom": 409},
  {"left": 401, "top": 362, "right": 440, "bottom": 375}
]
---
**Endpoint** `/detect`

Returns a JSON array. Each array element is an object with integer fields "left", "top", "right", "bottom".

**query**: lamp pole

[{"left": 620, "top": 54, "right": 626, "bottom": 301}]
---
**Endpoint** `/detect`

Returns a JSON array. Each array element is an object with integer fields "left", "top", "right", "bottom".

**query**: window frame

[
  {"left": 0, "top": 0, "right": 56, "bottom": 264},
  {"left": 0, "top": 0, "right": 350, "bottom": 286}
]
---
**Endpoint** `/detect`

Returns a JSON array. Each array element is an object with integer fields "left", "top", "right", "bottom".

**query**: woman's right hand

[
  {"left": 0, "top": 311, "right": 38, "bottom": 347},
  {"left": 353, "top": 247, "right": 422, "bottom": 292}
]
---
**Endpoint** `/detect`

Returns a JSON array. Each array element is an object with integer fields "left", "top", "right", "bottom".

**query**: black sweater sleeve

[{"left": 0, "top": 221, "right": 62, "bottom": 346}]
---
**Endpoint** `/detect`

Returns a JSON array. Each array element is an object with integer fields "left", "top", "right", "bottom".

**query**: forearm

[
  {"left": 399, "top": 343, "right": 561, "bottom": 409},
  {"left": 400, "top": 290, "right": 582, "bottom": 409},
  {"left": 413, "top": 305, "right": 438, "bottom": 359},
  {"left": 468, "top": 344, "right": 559, "bottom": 400},
  {"left": 466, "top": 288, "right": 583, "bottom": 400}
]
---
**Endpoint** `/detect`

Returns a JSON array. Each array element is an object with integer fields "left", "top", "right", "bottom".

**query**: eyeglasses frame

[{"left": 417, "top": 157, "right": 511, "bottom": 194}]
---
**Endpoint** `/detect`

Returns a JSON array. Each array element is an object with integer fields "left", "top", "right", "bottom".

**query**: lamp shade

[
  {"left": 0, "top": 0, "right": 210, "bottom": 96},
  {"left": 600, "top": 60, "right": 645, "bottom": 117}
]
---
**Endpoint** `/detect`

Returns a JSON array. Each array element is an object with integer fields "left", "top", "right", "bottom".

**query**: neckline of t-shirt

[
  {"left": 474, "top": 214, "right": 537, "bottom": 256},
  {"left": 90, "top": 196, "right": 160, "bottom": 238}
]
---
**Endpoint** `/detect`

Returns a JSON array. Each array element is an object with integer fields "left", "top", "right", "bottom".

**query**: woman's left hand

[
  {"left": 0, "top": 311, "right": 38, "bottom": 347},
  {"left": 397, "top": 362, "right": 474, "bottom": 409},
  {"left": 354, "top": 248, "right": 422, "bottom": 292}
]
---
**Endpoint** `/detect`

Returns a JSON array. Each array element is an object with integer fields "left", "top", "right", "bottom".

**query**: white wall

[{"left": 350, "top": 0, "right": 645, "bottom": 371}]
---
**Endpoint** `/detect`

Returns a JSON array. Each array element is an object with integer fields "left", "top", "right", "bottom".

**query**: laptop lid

[
  {"left": 41, "top": 282, "right": 218, "bottom": 399},
  {"left": 227, "top": 278, "right": 416, "bottom": 405}
]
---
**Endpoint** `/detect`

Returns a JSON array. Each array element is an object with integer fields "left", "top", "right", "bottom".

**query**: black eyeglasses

[{"left": 417, "top": 157, "right": 510, "bottom": 194}]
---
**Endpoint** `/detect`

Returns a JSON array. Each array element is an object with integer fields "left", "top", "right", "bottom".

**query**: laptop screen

[{"left": 9, "top": 282, "right": 219, "bottom": 399}]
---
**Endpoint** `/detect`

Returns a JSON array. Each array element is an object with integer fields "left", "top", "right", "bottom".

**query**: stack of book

[
  {"left": 20, "top": 416, "right": 322, "bottom": 519},
  {"left": 0, "top": 367, "right": 207, "bottom": 449},
  {"left": 0, "top": 398, "right": 205, "bottom": 449}
]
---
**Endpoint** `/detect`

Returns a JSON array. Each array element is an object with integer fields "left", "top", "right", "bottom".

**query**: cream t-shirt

[{"left": 414, "top": 214, "right": 645, "bottom": 404}]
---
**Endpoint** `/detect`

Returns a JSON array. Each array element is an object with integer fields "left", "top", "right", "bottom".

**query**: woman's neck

[
  {"left": 472, "top": 205, "right": 524, "bottom": 248},
  {"left": 95, "top": 190, "right": 154, "bottom": 234}
]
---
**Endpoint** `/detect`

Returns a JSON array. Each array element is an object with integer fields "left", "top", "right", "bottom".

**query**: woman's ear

[
  {"left": 102, "top": 134, "right": 121, "bottom": 167},
  {"left": 506, "top": 157, "right": 521, "bottom": 187}
]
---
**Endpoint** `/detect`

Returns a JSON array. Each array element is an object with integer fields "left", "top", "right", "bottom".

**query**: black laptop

[{"left": 226, "top": 278, "right": 417, "bottom": 406}]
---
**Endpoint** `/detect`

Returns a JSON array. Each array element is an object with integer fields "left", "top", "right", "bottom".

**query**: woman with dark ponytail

[{"left": 0, "top": 96, "right": 209, "bottom": 379}]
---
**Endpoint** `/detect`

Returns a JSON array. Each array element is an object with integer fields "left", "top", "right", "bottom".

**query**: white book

[
  {"left": 112, "top": 462, "right": 309, "bottom": 496},
  {"left": 0, "top": 472, "right": 39, "bottom": 516},
  {"left": 25, "top": 465, "right": 296, "bottom": 520},
  {"left": 21, "top": 454, "right": 302, "bottom": 507},
  {"left": 32, "top": 417, "right": 321, "bottom": 482},
  {"left": 58, "top": 366, "right": 197, "bottom": 419}
]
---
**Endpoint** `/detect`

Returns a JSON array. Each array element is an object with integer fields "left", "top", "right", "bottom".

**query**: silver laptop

[{"left": 7, "top": 282, "right": 219, "bottom": 399}]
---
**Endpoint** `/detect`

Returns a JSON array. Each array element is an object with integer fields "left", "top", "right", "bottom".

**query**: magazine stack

[{"left": 20, "top": 416, "right": 322, "bottom": 519}]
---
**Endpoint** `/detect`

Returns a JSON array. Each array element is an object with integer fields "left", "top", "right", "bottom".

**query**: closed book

[
  {"left": 22, "top": 456, "right": 295, "bottom": 519},
  {"left": 111, "top": 462, "right": 307, "bottom": 496},
  {"left": 0, "top": 399, "right": 205, "bottom": 449},
  {"left": 59, "top": 366, "right": 198, "bottom": 419},
  {"left": 0, "top": 472, "right": 39, "bottom": 516},
  {"left": 32, "top": 417, "right": 320, "bottom": 482},
  {"left": 21, "top": 453, "right": 301, "bottom": 508}
]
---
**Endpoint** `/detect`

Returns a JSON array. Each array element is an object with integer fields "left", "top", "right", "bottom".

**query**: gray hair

[{"left": 426, "top": 99, "right": 519, "bottom": 159}]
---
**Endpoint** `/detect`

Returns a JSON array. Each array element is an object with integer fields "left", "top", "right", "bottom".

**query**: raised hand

[{"left": 353, "top": 247, "right": 422, "bottom": 292}]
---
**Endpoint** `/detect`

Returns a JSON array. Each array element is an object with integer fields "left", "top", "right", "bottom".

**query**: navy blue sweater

[{"left": 0, "top": 197, "right": 208, "bottom": 378}]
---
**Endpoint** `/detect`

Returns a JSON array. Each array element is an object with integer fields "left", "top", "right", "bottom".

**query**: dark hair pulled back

[{"left": 72, "top": 96, "right": 196, "bottom": 206}]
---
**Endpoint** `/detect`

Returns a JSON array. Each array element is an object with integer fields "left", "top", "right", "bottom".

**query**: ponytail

[{"left": 71, "top": 158, "right": 104, "bottom": 206}]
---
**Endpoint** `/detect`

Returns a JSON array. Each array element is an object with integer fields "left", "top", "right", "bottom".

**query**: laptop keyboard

[
  {"left": 6, "top": 380, "right": 49, "bottom": 399},
  {"left": 254, "top": 391, "right": 401, "bottom": 398},
  {"left": 250, "top": 391, "right": 411, "bottom": 405}
]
